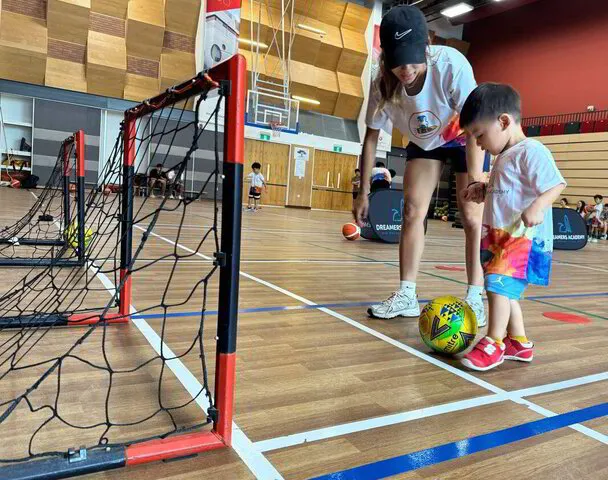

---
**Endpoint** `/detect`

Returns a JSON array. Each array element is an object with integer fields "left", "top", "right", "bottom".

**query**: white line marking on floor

[
  {"left": 27, "top": 193, "right": 284, "bottom": 480},
  {"left": 255, "top": 372, "right": 608, "bottom": 452},
  {"left": 136, "top": 221, "right": 608, "bottom": 455}
]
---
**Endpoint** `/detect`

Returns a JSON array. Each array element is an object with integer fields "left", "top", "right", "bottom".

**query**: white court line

[
  {"left": 137, "top": 223, "right": 608, "bottom": 453},
  {"left": 255, "top": 372, "right": 608, "bottom": 452},
  {"left": 28, "top": 193, "right": 283, "bottom": 480},
  {"left": 554, "top": 260, "right": 608, "bottom": 274}
]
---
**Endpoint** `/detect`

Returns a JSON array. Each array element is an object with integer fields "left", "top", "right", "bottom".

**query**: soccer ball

[
  {"left": 419, "top": 296, "right": 478, "bottom": 355},
  {"left": 65, "top": 223, "right": 94, "bottom": 250}
]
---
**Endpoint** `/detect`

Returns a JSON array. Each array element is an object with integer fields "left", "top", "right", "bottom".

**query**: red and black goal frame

[
  {"left": 0, "top": 55, "right": 246, "bottom": 479},
  {"left": 0, "top": 130, "right": 86, "bottom": 267}
]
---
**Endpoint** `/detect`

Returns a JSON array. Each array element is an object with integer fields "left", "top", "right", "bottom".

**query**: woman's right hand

[{"left": 353, "top": 193, "right": 369, "bottom": 227}]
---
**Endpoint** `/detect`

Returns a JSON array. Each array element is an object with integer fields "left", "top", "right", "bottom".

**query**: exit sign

[
  {"left": 333, "top": 145, "right": 343, "bottom": 152},
  {"left": 260, "top": 133, "right": 271, "bottom": 141}
]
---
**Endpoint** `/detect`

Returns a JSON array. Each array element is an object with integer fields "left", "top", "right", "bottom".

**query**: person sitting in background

[
  {"left": 576, "top": 200, "right": 586, "bottom": 217},
  {"left": 589, "top": 194, "right": 604, "bottom": 243},
  {"left": 559, "top": 198, "right": 569, "bottom": 209},
  {"left": 148, "top": 163, "right": 167, "bottom": 198},
  {"left": 370, "top": 161, "right": 392, "bottom": 192},
  {"left": 166, "top": 169, "right": 184, "bottom": 200},
  {"left": 351, "top": 168, "right": 361, "bottom": 201},
  {"left": 599, "top": 203, "right": 608, "bottom": 240}
]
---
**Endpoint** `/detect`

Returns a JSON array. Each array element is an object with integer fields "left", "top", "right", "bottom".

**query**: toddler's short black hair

[
  {"left": 594, "top": 194, "right": 603, "bottom": 201},
  {"left": 251, "top": 162, "right": 261, "bottom": 169},
  {"left": 355, "top": 168, "right": 361, "bottom": 173},
  {"left": 460, "top": 83, "right": 522, "bottom": 129},
  {"left": 375, "top": 161, "right": 385, "bottom": 168}
]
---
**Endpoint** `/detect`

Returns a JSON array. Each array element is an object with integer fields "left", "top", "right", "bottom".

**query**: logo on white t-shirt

[{"left": 409, "top": 111, "right": 441, "bottom": 139}]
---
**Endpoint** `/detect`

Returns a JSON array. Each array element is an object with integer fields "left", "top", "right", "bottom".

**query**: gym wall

[
  {"left": 0, "top": 0, "right": 200, "bottom": 103},
  {"left": 464, "top": 0, "right": 608, "bottom": 117}
]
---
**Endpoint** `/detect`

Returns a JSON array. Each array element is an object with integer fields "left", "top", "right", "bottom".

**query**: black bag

[{"left": 21, "top": 174, "right": 39, "bottom": 189}]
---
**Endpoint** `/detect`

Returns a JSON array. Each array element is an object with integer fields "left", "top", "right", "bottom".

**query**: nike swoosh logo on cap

[{"left": 395, "top": 29, "right": 412, "bottom": 40}]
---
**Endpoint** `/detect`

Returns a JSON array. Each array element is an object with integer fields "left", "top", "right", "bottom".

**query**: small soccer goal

[
  {"left": 0, "top": 54, "right": 246, "bottom": 479},
  {"left": 0, "top": 131, "right": 87, "bottom": 267}
]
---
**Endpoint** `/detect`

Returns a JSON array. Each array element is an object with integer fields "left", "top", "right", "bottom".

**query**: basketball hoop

[{"left": 269, "top": 120, "right": 284, "bottom": 138}]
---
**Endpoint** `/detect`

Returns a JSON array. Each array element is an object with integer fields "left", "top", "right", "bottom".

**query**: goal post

[
  {"left": 0, "top": 54, "right": 246, "bottom": 479},
  {"left": 0, "top": 130, "right": 86, "bottom": 267}
]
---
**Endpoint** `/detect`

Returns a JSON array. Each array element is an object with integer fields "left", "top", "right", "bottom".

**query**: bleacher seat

[
  {"left": 540, "top": 124, "right": 552, "bottom": 136},
  {"left": 551, "top": 123, "right": 565, "bottom": 135},
  {"left": 580, "top": 121, "right": 595, "bottom": 133},
  {"left": 526, "top": 125, "right": 541, "bottom": 137},
  {"left": 594, "top": 119, "right": 608, "bottom": 132},
  {"left": 564, "top": 121, "right": 581, "bottom": 134}
]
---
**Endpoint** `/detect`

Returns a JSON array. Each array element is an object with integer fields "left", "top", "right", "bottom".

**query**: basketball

[
  {"left": 342, "top": 222, "right": 360, "bottom": 240},
  {"left": 419, "top": 296, "right": 478, "bottom": 355},
  {"left": 65, "top": 223, "right": 94, "bottom": 250}
]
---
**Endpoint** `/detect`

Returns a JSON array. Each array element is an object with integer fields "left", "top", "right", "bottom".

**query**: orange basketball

[{"left": 342, "top": 222, "right": 360, "bottom": 241}]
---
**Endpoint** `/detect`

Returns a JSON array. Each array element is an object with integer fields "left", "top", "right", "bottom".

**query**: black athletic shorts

[
  {"left": 352, "top": 192, "right": 359, "bottom": 200},
  {"left": 249, "top": 186, "right": 261, "bottom": 200},
  {"left": 405, "top": 142, "right": 490, "bottom": 173}
]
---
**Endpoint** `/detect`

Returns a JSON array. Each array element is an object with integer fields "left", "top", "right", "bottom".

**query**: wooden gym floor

[{"left": 0, "top": 187, "right": 607, "bottom": 479}]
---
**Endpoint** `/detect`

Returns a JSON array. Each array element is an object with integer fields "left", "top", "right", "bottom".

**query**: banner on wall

[
  {"left": 371, "top": 23, "right": 392, "bottom": 152},
  {"left": 204, "top": 0, "right": 242, "bottom": 70}
]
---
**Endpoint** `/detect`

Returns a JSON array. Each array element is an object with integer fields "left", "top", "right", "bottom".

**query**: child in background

[
  {"left": 589, "top": 194, "right": 604, "bottom": 242},
  {"left": 596, "top": 203, "right": 608, "bottom": 241},
  {"left": 460, "top": 83, "right": 566, "bottom": 371},
  {"left": 559, "top": 198, "right": 569, "bottom": 209},
  {"left": 576, "top": 200, "right": 586, "bottom": 217},
  {"left": 246, "top": 162, "right": 267, "bottom": 211}
]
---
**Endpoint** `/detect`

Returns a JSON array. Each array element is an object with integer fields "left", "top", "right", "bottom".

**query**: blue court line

[
  {"left": 131, "top": 301, "right": 386, "bottom": 320},
  {"left": 131, "top": 291, "right": 608, "bottom": 321},
  {"left": 311, "top": 402, "right": 608, "bottom": 480}
]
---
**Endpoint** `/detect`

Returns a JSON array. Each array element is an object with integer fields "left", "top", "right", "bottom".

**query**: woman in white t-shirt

[{"left": 353, "top": 5, "right": 488, "bottom": 325}]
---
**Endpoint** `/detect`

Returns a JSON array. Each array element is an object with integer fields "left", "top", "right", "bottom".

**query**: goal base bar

[
  {"left": 0, "top": 313, "right": 129, "bottom": 328},
  {"left": 0, "top": 238, "right": 65, "bottom": 246},
  {"left": 0, "top": 258, "right": 85, "bottom": 268},
  {"left": 0, "top": 432, "right": 225, "bottom": 480}
]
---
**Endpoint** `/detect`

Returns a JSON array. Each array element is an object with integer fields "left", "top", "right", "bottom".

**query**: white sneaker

[
  {"left": 466, "top": 296, "right": 487, "bottom": 328},
  {"left": 590, "top": 238, "right": 598, "bottom": 243},
  {"left": 368, "top": 290, "right": 420, "bottom": 319}
]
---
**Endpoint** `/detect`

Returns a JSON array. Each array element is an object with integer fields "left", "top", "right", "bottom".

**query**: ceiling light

[
  {"left": 238, "top": 38, "right": 268, "bottom": 49},
  {"left": 297, "top": 24, "right": 326, "bottom": 35},
  {"left": 292, "top": 95, "right": 320, "bottom": 105},
  {"left": 440, "top": 3, "right": 474, "bottom": 18}
]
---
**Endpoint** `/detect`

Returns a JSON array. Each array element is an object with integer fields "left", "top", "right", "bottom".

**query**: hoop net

[
  {"left": 269, "top": 120, "right": 284, "bottom": 137},
  {"left": 0, "top": 63, "right": 241, "bottom": 474}
]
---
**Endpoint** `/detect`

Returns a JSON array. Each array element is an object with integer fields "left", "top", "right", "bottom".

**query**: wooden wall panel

[
  {"left": 0, "top": 13, "right": 47, "bottom": 85},
  {"left": 333, "top": 72, "right": 363, "bottom": 120},
  {"left": 46, "top": 58, "right": 87, "bottom": 92},
  {"left": 164, "top": 0, "right": 199, "bottom": 36},
  {"left": 160, "top": 50, "right": 195, "bottom": 91},
  {"left": 315, "top": 24, "right": 343, "bottom": 71},
  {"left": 91, "top": 0, "right": 128, "bottom": 18},
  {"left": 47, "top": 0, "right": 91, "bottom": 45},
  {"left": 538, "top": 132, "right": 608, "bottom": 206},
  {"left": 337, "top": 28, "right": 367, "bottom": 77},
  {"left": 127, "top": 0, "right": 165, "bottom": 61},
  {"left": 86, "top": 30, "right": 127, "bottom": 98},
  {"left": 340, "top": 3, "right": 370, "bottom": 32},
  {"left": 123, "top": 73, "right": 160, "bottom": 101}
]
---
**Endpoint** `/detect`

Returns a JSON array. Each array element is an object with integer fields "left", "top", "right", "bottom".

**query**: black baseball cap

[{"left": 380, "top": 6, "right": 428, "bottom": 69}]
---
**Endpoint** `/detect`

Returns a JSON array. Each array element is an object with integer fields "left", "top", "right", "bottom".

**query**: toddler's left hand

[{"left": 522, "top": 203, "right": 544, "bottom": 227}]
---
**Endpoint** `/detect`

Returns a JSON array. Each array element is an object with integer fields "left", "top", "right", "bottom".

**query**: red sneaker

[
  {"left": 504, "top": 336, "right": 534, "bottom": 362},
  {"left": 461, "top": 337, "right": 505, "bottom": 371}
]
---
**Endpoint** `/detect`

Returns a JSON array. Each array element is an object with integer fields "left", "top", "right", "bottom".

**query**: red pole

[{"left": 119, "top": 119, "right": 136, "bottom": 320}]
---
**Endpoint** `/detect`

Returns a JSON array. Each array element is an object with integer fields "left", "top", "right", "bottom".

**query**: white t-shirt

[
  {"left": 248, "top": 172, "right": 265, "bottom": 188},
  {"left": 481, "top": 138, "right": 566, "bottom": 286},
  {"left": 366, "top": 46, "right": 477, "bottom": 151}
]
